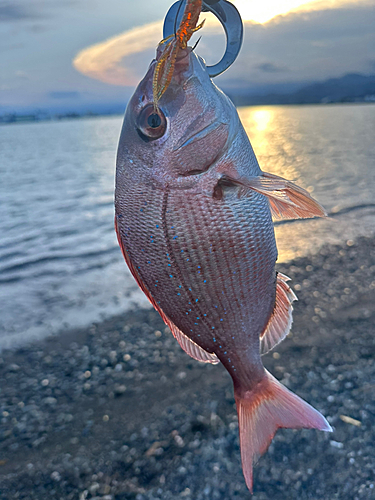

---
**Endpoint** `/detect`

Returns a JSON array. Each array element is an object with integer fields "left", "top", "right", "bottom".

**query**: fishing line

[{"left": 192, "top": 36, "right": 202, "bottom": 51}]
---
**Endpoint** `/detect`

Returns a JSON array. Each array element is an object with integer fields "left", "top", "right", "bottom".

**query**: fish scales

[
  {"left": 117, "top": 183, "right": 277, "bottom": 375},
  {"left": 115, "top": 38, "right": 331, "bottom": 493}
]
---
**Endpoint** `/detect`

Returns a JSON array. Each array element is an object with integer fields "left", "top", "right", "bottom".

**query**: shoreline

[
  {"left": 1, "top": 101, "right": 374, "bottom": 127},
  {"left": 0, "top": 236, "right": 374, "bottom": 499}
]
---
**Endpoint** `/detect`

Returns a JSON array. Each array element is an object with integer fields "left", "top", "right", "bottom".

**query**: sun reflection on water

[
  {"left": 238, "top": 106, "right": 332, "bottom": 263},
  {"left": 248, "top": 109, "right": 273, "bottom": 131},
  {"left": 238, "top": 106, "right": 301, "bottom": 182}
]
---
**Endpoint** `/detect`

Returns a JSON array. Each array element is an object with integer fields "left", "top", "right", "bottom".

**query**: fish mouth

[{"left": 173, "top": 120, "right": 225, "bottom": 151}]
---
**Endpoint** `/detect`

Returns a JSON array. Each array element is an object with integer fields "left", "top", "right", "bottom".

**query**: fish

[{"left": 115, "top": 8, "right": 332, "bottom": 493}]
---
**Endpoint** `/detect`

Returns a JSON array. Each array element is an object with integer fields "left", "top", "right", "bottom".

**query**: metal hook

[{"left": 163, "top": 0, "right": 243, "bottom": 78}]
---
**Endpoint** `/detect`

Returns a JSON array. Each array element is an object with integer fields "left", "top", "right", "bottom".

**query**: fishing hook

[{"left": 163, "top": 0, "right": 243, "bottom": 78}]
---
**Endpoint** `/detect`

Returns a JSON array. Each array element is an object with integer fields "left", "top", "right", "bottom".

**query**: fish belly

[{"left": 115, "top": 182, "right": 277, "bottom": 368}]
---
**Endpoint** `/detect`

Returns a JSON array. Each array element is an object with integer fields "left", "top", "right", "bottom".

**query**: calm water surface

[{"left": 0, "top": 104, "right": 374, "bottom": 348}]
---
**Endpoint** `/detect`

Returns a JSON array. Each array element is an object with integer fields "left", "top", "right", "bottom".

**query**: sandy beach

[{"left": 0, "top": 235, "right": 374, "bottom": 499}]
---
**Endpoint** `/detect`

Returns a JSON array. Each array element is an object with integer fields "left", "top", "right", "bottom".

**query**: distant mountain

[
  {"left": 228, "top": 73, "right": 375, "bottom": 106},
  {"left": 2, "top": 73, "right": 375, "bottom": 124}
]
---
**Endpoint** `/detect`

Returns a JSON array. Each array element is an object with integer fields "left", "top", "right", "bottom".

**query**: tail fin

[{"left": 234, "top": 370, "right": 332, "bottom": 493}]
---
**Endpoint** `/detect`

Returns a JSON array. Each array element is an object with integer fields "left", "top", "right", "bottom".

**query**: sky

[{"left": 1, "top": 0, "right": 374, "bottom": 113}]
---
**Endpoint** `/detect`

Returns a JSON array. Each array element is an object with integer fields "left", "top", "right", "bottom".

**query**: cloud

[
  {"left": 49, "top": 91, "right": 81, "bottom": 99},
  {"left": 0, "top": 42, "right": 24, "bottom": 53},
  {"left": 0, "top": 0, "right": 83, "bottom": 23},
  {"left": 15, "top": 70, "right": 29, "bottom": 80},
  {"left": 73, "top": 2, "right": 375, "bottom": 91},
  {"left": 73, "top": 21, "right": 162, "bottom": 87},
  {"left": 72, "top": 16, "right": 237, "bottom": 87},
  {"left": 255, "top": 63, "right": 290, "bottom": 73},
  {"left": 231, "top": 0, "right": 372, "bottom": 24},
  {"left": 0, "top": 3, "right": 35, "bottom": 22}
]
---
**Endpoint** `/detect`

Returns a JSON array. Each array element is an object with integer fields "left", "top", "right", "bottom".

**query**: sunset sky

[{"left": 1, "top": 0, "right": 374, "bottom": 113}]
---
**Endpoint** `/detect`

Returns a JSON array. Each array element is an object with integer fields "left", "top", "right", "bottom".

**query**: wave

[{"left": 0, "top": 246, "right": 120, "bottom": 276}]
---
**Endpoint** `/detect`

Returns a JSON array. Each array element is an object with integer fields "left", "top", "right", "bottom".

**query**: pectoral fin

[{"left": 222, "top": 172, "right": 327, "bottom": 220}]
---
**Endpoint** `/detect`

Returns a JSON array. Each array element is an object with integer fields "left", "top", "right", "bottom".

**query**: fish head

[{"left": 117, "top": 47, "right": 236, "bottom": 187}]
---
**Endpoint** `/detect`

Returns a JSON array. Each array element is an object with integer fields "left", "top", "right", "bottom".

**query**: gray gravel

[{"left": 0, "top": 236, "right": 374, "bottom": 499}]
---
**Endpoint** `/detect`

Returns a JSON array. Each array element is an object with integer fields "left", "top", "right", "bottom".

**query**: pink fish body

[{"left": 115, "top": 47, "right": 331, "bottom": 492}]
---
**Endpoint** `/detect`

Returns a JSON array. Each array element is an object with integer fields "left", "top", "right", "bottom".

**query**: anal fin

[
  {"left": 170, "top": 325, "right": 220, "bottom": 364},
  {"left": 260, "top": 272, "right": 297, "bottom": 355}
]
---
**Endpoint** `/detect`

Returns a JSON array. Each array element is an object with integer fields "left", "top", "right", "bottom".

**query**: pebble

[
  {"left": 330, "top": 440, "right": 344, "bottom": 449},
  {"left": 0, "top": 236, "right": 373, "bottom": 500},
  {"left": 43, "top": 397, "right": 57, "bottom": 405},
  {"left": 50, "top": 471, "right": 61, "bottom": 481},
  {"left": 114, "top": 385, "right": 127, "bottom": 395},
  {"left": 7, "top": 364, "right": 20, "bottom": 372},
  {"left": 89, "top": 483, "right": 100, "bottom": 494}
]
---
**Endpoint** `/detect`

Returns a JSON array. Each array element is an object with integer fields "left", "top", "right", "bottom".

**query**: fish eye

[
  {"left": 137, "top": 104, "right": 166, "bottom": 141},
  {"left": 148, "top": 113, "right": 161, "bottom": 128}
]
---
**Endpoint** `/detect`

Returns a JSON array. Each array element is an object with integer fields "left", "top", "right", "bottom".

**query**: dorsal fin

[
  {"left": 169, "top": 325, "right": 220, "bottom": 364},
  {"left": 260, "top": 272, "right": 297, "bottom": 355}
]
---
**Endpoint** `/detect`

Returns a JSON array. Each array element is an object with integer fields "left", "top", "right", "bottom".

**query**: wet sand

[{"left": 0, "top": 236, "right": 374, "bottom": 500}]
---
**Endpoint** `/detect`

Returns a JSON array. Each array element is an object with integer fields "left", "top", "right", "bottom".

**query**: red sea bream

[{"left": 115, "top": 42, "right": 332, "bottom": 491}]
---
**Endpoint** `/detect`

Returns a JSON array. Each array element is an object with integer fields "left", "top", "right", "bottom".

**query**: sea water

[{"left": 0, "top": 104, "right": 374, "bottom": 348}]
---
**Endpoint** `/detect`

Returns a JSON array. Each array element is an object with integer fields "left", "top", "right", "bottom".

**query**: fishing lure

[{"left": 153, "top": 0, "right": 204, "bottom": 108}]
